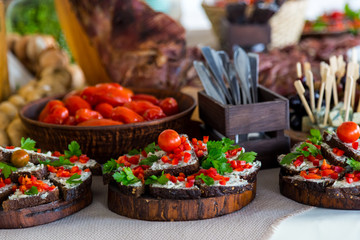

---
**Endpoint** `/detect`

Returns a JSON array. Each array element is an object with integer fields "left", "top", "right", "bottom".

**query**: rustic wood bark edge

[
  {"left": 0, "top": 190, "right": 92, "bottom": 229},
  {"left": 107, "top": 182, "right": 257, "bottom": 221},
  {"left": 279, "top": 175, "right": 360, "bottom": 209}
]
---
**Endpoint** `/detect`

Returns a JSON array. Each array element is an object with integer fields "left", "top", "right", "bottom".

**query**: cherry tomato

[
  {"left": 38, "top": 100, "right": 64, "bottom": 121},
  {"left": 75, "top": 109, "right": 103, "bottom": 123},
  {"left": 159, "top": 97, "right": 179, "bottom": 116},
  {"left": 124, "top": 101, "right": 161, "bottom": 115},
  {"left": 11, "top": 149, "right": 29, "bottom": 168},
  {"left": 95, "top": 83, "right": 123, "bottom": 90},
  {"left": 43, "top": 105, "right": 69, "bottom": 124},
  {"left": 77, "top": 119, "right": 123, "bottom": 126},
  {"left": 143, "top": 108, "right": 166, "bottom": 120},
  {"left": 63, "top": 89, "right": 82, "bottom": 101},
  {"left": 158, "top": 129, "right": 181, "bottom": 152},
  {"left": 64, "top": 95, "right": 91, "bottom": 116},
  {"left": 111, "top": 107, "right": 144, "bottom": 123},
  {"left": 337, "top": 121, "right": 360, "bottom": 143},
  {"left": 64, "top": 116, "right": 77, "bottom": 126},
  {"left": 80, "top": 86, "right": 99, "bottom": 106},
  {"left": 95, "top": 84, "right": 132, "bottom": 107},
  {"left": 95, "top": 103, "right": 114, "bottom": 119},
  {"left": 131, "top": 94, "right": 159, "bottom": 105}
]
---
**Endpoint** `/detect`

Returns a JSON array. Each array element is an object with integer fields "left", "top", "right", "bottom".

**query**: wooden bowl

[{"left": 19, "top": 88, "right": 196, "bottom": 164}]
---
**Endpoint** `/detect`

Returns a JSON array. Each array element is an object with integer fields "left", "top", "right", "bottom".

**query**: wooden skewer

[
  {"left": 317, "top": 62, "right": 328, "bottom": 111},
  {"left": 352, "top": 62, "right": 359, "bottom": 109},
  {"left": 323, "top": 71, "right": 334, "bottom": 125},
  {"left": 336, "top": 59, "right": 346, "bottom": 84},
  {"left": 330, "top": 56, "right": 339, "bottom": 106},
  {"left": 305, "top": 70, "right": 315, "bottom": 112},
  {"left": 294, "top": 80, "right": 315, "bottom": 123},
  {"left": 352, "top": 48, "right": 358, "bottom": 63},
  {"left": 303, "top": 62, "right": 311, "bottom": 78},
  {"left": 345, "top": 76, "right": 354, "bottom": 122},
  {"left": 296, "top": 62, "right": 302, "bottom": 79},
  {"left": 344, "top": 62, "right": 355, "bottom": 110}
]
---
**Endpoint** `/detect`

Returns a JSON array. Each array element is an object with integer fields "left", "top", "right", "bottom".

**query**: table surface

[{"left": 0, "top": 168, "right": 359, "bottom": 240}]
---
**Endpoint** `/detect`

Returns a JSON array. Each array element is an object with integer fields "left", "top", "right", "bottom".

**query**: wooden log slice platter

[
  {"left": 279, "top": 175, "right": 360, "bottom": 210},
  {"left": 107, "top": 182, "right": 257, "bottom": 221},
  {"left": 0, "top": 190, "right": 92, "bottom": 229}
]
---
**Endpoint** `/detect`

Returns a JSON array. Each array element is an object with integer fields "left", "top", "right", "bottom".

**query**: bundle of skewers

[{"left": 294, "top": 50, "right": 360, "bottom": 132}]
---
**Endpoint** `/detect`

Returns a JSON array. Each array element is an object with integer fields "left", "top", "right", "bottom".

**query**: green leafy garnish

[
  {"left": 347, "top": 158, "right": 360, "bottom": 171},
  {"left": 113, "top": 167, "right": 140, "bottom": 186},
  {"left": 64, "top": 141, "right": 82, "bottom": 159},
  {"left": 196, "top": 173, "right": 214, "bottom": 186},
  {"left": 238, "top": 151, "right": 257, "bottom": 163},
  {"left": 280, "top": 142, "right": 320, "bottom": 165},
  {"left": 128, "top": 149, "right": 140, "bottom": 156},
  {"left": 103, "top": 158, "right": 121, "bottom": 174},
  {"left": 66, "top": 173, "right": 83, "bottom": 185},
  {"left": 20, "top": 137, "right": 37, "bottom": 151},
  {"left": 145, "top": 171, "right": 169, "bottom": 185},
  {"left": 345, "top": 3, "right": 360, "bottom": 20},
  {"left": 201, "top": 138, "right": 238, "bottom": 175},
  {"left": 39, "top": 156, "right": 74, "bottom": 167},
  {"left": 308, "top": 129, "right": 322, "bottom": 145},
  {"left": 0, "top": 162, "right": 17, "bottom": 178},
  {"left": 139, "top": 155, "right": 159, "bottom": 166},
  {"left": 144, "top": 142, "right": 161, "bottom": 154},
  {"left": 25, "top": 186, "right": 39, "bottom": 195}
]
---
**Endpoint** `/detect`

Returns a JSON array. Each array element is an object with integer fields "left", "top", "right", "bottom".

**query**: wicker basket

[{"left": 202, "top": 0, "right": 307, "bottom": 49}]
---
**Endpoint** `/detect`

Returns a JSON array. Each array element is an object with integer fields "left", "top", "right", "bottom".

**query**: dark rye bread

[
  {"left": 103, "top": 171, "right": 115, "bottom": 185},
  {"left": 144, "top": 160, "right": 200, "bottom": 179},
  {"left": 238, "top": 168, "right": 260, "bottom": 183},
  {"left": 149, "top": 185, "right": 201, "bottom": 199},
  {"left": 0, "top": 184, "right": 15, "bottom": 203},
  {"left": 8, "top": 164, "right": 48, "bottom": 183},
  {"left": 116, "top": 182, "right": 145, "bottom": 198},
  {"left": 2, "top": 188, "right": 60, "bottom": 211},
  {"left": 323, "top": 131, "right": 360, "bottom": 162},
  {"left": 49, "top": 174, "right": 92, "bottom": 201},
  {"left": 87, "top": 163, "right": 102, "bottom": 176},
  {"left": 321, "top": 143, "right": 348, "bottom": 168},
  {"left": 326, "top": 182, "right": 360, "bottom": 199},
  {"left": 278, "top": 154, "right": 301, "bottom": 176},
  {"left": 197, "top": 181, "right": 254, "bottom": 197},
  {"left": 280, "top": 174, "right": 335, "bottom": 192},
  {"left": 0, "top": 147, "right": 58, "bottom": 164}
]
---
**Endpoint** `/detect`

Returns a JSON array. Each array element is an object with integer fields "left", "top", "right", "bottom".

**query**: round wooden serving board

[
  {"left": 108, "top": 183, "right": 257, "bottom": 221},
  {"left": 279, "top": 176, "right": 360, "bottom": 210},
  {"left": 0, "top": 190, "right": 92, "bottom": 229}
]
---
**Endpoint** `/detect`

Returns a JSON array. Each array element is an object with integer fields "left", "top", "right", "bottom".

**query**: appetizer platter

[
  {"left": 103, "top": 129, "right": 261, "bottom": 221},
  {"left": 0, "top": 138, "right": 100, "bottom": 228},
  {"left": 279, "top": 121, "right": 360, "bottom": 209}
]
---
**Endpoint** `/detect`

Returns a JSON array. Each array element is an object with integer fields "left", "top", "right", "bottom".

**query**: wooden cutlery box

[{"left": 198, "top": 85, "right": 290, "bottom": 168}]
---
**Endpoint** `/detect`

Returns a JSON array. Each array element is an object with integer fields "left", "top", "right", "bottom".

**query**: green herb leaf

[
  {"left": 128, "top": 149, "right": 140, "bottom": 156},
  {"left": 347, "top": 158, "right": 360, "bottom": 171},
  {"left": 0, "top": 162, "right": 17, "bottom": 178},
  {"left": 196, "top": 173, "right": 215, "bottom": 186},
  {"left": 145, "top": 175, "right": 158, "bottom": 185},
  {"left": 308, "top": 129, "right": 322, "bottom": 145},
  {"left": 20, "top": 137, "right": 37, "bottom": 151},
  {"left": 280, "top": 152, "right": 302, "bottom": 165},
  {"left": 66, "top": 173, "right": 83, "bottom": 185},
  {"left": 25, "top": 186, "right": 39, "bottom": 195},
  {"left": 103, "top": 158, "right": 121, "bottom": 174},
  {"left": 238, "top": 151, "right": 257, "bottom": 163},
  {"left": 295, "top": 142, "right": 320, "bottom": 157},
  {"left": 113, "top": 167, "right": 140, "bottom": 186},
  {"left": 139, "top": 155, "right": 159, "bottom": 166},
  {"left": 157, "top": 173, "right": 170, "bottom": 185},
  {"left": 144, "top": 142, "right": 161, "bottom": 154},
  {"left": 145, "top": 171, "right": 169, "bottom": 185},
  {"left": 64, "top": 141, "right": 82, "bottom": 159},
  {"left": 345, "top": 3, "right": 360, "bottom": 20},
  {"left": 39, "top": 156, "right": 74, "bottom": 167}
]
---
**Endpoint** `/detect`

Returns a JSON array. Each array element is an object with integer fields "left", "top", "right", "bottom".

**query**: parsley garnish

[
  {"left": 39, "top": 156, "right": 74, "bottom": 167},
  {"left": 145, "top": 171, "right": 169, "bottom": 185},
  {"left": 0, "top": 162, "right": 17, "bottom": 178},
  {"left": 64, "top": 141, "right": 82, "bottom": 159},
  {"left": 139, "top": 155, "right": 159, "bottom": 166},
  {"left": 66, "top": 173, "right": 83, "bottom": 185},
  {"left": 144, "top": 142, "right": 161, "bottom": 154},
  {"left": 201, "top": 138, "right": 237, "bottom": 175},
  {"left": 25, "top": 186, "right": 39, "bottom": 195},
  {"left": 347, "top": 158, "right": 360, "bottom": 171},
  {"left": 103, "top": 158, "right": 121, "bottom": 174},
  {"left": 308, "top": 129, "right": 322, "bottom": 145},
  {"left": 280, "top": 142, "right": 320, "bottom": 165},
  {"left": 20, "top": 137, "right": 37, "bottom": 151},
  {"left": 128, "top": 149, "right": 140, "bottom": 156},
  {"left": 196, "top": 173, "right": 214, "bottom": 186},
  {"left": 238, "top": 151, "right": 257, "bottom": 163},
  {"left": 113, "top": 167, "right": 140, "bottom": 186}
]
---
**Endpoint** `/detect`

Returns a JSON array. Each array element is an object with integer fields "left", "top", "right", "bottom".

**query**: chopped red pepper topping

[{"left": 353, "top": 142, "right": 359, "bottom": 150}]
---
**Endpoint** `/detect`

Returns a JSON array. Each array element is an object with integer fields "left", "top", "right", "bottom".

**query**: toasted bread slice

[
  {"left": 280, "top": 174, "right": 335, "bottom": 192},
  {"left": 149, "top": 180, "right": 201, "bottom": 199},
  {"left": 116, "top": 181, "right": 145, "bottom": 198},
  {"left": 321, "top": 143, "right": 349, "bottom": 167},
  {"left": 0, "top": 183, "right": 15, "bottom": 204},
  {"left": 326, "top": 179, "right": 360, "bottom": 198},
  {"left": 8, "top": 163, "right": 48, "bottom": 183},
  {"left": 278, "top": 154, "right": 322, "bottom": 176},
  {"left": 323, "top": 131, "right": 360, "bottom": 162}
]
